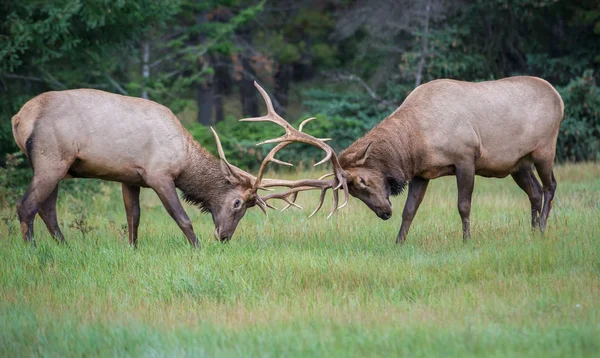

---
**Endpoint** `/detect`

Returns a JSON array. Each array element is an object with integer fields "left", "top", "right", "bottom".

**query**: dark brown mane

[
  {"left": 175, "top": 145, "right": 240, "bottom": 213},
  {"left": 340, "top": 112, "right": 424, "bottom": 189}
]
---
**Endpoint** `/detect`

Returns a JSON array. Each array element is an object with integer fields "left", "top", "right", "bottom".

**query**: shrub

[{"left": 556, "top": 71, "right": 600, "bottom": 162}]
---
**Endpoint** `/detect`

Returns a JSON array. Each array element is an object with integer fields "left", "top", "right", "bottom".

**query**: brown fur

[
  {"left": 338, "top": 76, "right": 564, "bottom": 242},
  {"left": 12, "top": 89, "right": 259, "bottom": 246}
]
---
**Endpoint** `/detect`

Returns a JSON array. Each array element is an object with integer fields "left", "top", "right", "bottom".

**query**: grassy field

[{"left": 1, "top": 163, "right": 599, "bottom": 357}]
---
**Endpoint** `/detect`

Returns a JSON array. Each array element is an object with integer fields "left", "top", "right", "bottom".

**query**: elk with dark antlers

[{"left": 11, "top": 85, "right": 344, "bottom": 247}]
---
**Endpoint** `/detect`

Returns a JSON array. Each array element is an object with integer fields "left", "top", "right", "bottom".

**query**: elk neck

[
  {"left": 340, "top": 111, "right": 424, "bottom": 194},
  {"left": 175, "top": 139, "right": 233, "bottom": 213}
]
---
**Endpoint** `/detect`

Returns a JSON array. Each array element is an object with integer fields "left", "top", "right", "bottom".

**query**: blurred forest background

[{"left": 1, "top": 0, "right": 599, "bottom": 182}]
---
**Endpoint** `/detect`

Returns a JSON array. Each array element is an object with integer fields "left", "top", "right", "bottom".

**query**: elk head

[
  {"left": 208, "top": 82, "right": 350, "bottom": 240},
  {"left": 339, "top": 142, "right": 395, "bottom": 220},
  {"left": 206, "top": 127, "right": 262, "bottom": 241}
]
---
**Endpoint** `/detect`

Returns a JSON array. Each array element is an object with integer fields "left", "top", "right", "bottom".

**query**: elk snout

[
  {"left": 378, "top": 210, "right": 392, "bottom": 220},
  {"left": 374, "top": 198, "right": 393, "bottom": 220},
  {"left": 214, "top": 227, "right": 231, "bottom": 242}
]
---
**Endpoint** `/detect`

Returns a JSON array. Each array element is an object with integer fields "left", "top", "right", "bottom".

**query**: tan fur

[
  {"left": 338, "top": 76, "right": 564, "bottom": 241},
  {"left": 13, "top": 90, "right": 190, "bottom": 182},
  {"left": 13, "top": 89, "right": 258, "bottom": 245}
]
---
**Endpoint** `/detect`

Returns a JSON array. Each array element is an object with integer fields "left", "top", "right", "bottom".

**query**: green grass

[{"left": 1, "top": 163, "right": 599, "bottom": 357}]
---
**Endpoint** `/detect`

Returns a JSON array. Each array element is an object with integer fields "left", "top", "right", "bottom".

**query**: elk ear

[{"left": 355, "top": 142, "right": 373, "bottom": 166}]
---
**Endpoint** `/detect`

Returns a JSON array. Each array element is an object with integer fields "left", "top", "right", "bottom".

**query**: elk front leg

[
  {"left": 150, "top": 179, "right": 199, "bottom": 248},
  {"left": 122, "top": 184, "right": 141, "bottom": 247},
  {"left": 396, "top": 176, "right": 429, "bottom": 244},
  {"left": 456, "top": 163, "right": 475, "bottom": 241}
]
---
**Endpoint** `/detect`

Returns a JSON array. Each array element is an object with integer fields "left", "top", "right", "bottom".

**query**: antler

[
  {"left": 241, "top": 81, "right": 349, "bottom": 218},
  {"left": 210, "top": 126, "right": 272, "bottom": 215}
]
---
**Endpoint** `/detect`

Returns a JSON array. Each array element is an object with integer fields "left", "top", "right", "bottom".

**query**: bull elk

[
  {"left": 11, "top": 85, "right": 343, "bottom": 247},
  {"left": 274, "top": 76, "right": 564, "bottom": 243}
]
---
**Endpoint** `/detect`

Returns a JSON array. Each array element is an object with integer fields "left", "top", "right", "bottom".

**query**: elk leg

[
  {"left": 150, "top": 179, "right": 199, "bottom": 247},
  {"left": 122, "top": 184, "right": 141, "bottom": 247},
  {"left": 511, "top": 166, "right": 543, "bottom": 231},
  {"left": 396, "top": 176, "right": 429, "bottom": 244},
  {"left": 38, "top": 185, "right": 66, "bottom": 243},
  {"left": 456, "top": 164, "right": 475, "bottom": 241},
  {"left": 533, "top": 159, "right": 557, "bottom": 233},
  {"left": 17, "top": 168, "right": 66, "bottom": 246}
]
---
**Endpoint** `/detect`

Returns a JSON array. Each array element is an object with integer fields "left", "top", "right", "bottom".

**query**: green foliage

[
  {"left": 311, "top": 43, "right": 339, "bottom": 68},
  {"left": 185, "top": 87, "right": 398, "bottom": 171},
  {"left": 0, "top": 152, "right": 31, "bottom": 202},
  {"left": 414, "top": 25, "right": 490, "bottom": 81},
  {"left": 257, "top": 7, "right": 338, "bottom": 67},
  {"left": 0, "top": 0, "right": 180, "bottom": 72},
  {"left": 0, "top": 0, "right": 182, "bottom": 164},
  {"left": 302, "top": 89, "right": 396, "bottom": 149},
  {"left": 556, "top": 71, "right": 600, "bottom": 162},
  {"left": 257, "top": 33, "right": 302, "bottom": 64},
  {"left": 132, "top": 1, "right": 264, "bottom": 112},
  {"left": 0, "top": 94, "right": 28, "bottom": 158}
]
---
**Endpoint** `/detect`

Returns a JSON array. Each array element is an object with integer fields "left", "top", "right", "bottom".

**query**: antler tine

[
  {"left": 211, "top": 126, "right": 259, "bottom": 181},
  {"left": 338, "top": 181, "right": 349, "bottom": 209},
  {"left": 210, "top": 127, "right": 229, "bottom": 165},
  {"left": 327, "top": 189, "right": 340, "bottom": 219},
  {"left": 241, "top": 82, "right": 336, "bottom": 166},
  {"left": 239, "top": 82, "right": 293, "bottom": 129},
  {"left": 240, "top": 81, "right": 349, "bottom": 218},
  {"left": 261, "top": 185, "right": 335, "bottom": 218},
  {"left": 261, "top": 187, "right": 313, "bottom": 210},
  {"left": 308, "top": 188, "right": 327, "bottom": 218},
  {"left": 299, "top": 117, "right": 315, "bottom": 132},
  {"left": 314, "top": 151, "right": 334, "bottom": 167},
  {"left": 255, "top": 197, "right": 269, "bottom": 216},
  {"left": 280, "top": 192, "right": 299, "bottom": 211},
  {"left": 252, "top": 141, "right": 294, "bottom": 192}
]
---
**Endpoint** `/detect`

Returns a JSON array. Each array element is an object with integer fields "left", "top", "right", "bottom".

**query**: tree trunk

[
  {"left": 142, "top": 42, "right": 150, "bottom": 99},
  {"left": 274, "top": 63, "right": 293, "bottom": 115},
  {"left": 213, "top": 91, "right": 224, "bottom": 123},
  {"left": 415, "top": 0, "right": 431, "bottom": 88},
  {"left": 193, "top": 10, "right": 215, "bottom": 126},
  {"left": 239, "top": 53, "right": 259, "bottom": 117},
  {"left": 213, "top": 53, "right": 232, "bottom": 123},
  {"left": 197, "top": 81, "right": 214, "bottom": 126},
  {"left": 215, "top": 54, "right": 233, "bottom": 96}
]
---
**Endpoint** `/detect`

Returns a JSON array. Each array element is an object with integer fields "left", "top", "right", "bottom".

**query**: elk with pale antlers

[{"left": 11, "top": 84, "right": 344, "bottom": 247}]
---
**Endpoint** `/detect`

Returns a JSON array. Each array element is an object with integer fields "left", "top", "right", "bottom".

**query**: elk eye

[
  {"left": 359, "top": 177, "right": 367, "bottom": 186},
  {"left": 233, "top": 199, "right": 242, "bottom": 209}
]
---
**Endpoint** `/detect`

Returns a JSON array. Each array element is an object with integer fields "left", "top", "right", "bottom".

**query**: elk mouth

[
  {"left": 214, "top": 227, "right": 231, "bottom": 242},
  {"left": 377, "top": 210, "right": 392, "bottom": 220}
]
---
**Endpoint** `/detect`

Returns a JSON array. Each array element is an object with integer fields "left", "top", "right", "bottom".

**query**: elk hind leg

[
  {"left": 533, "top": 154, "right": 557, "bottom": 232},
  {"left": 17, "top": 166, "right": 67, "bottom": 245},
  {"left": 456, "top": 163, "right": 475, "bottom": 241},
  {"left": 511, "top": 165, "right": 543, "bottom": 231},
  {"left": 38, "top": 185, "right": 66, "bottom": 243}
]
